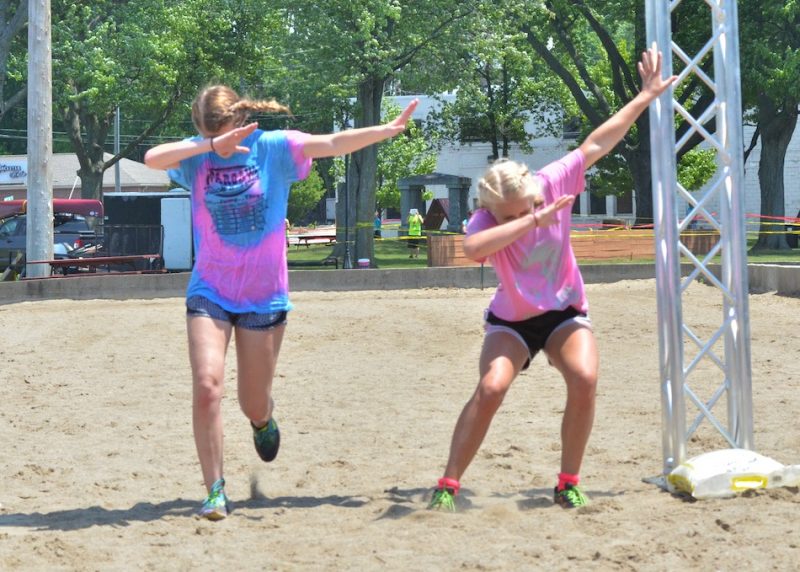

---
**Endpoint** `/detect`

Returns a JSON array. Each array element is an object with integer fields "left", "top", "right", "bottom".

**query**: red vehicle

[{"left": 0, "top": 199, "right": 104, "bottom": 273}]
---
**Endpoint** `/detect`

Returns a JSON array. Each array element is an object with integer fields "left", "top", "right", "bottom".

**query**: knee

[
  {"left": 475, "top": 375, "right": 511, "bottom": 411},
  {"left": 193, "top": 372, "right": 224, "bottom": 411},
  {"left": 239, "top": 399, "right": 269, "bottom": 423},
  {"left": 565, "top": 368, "right": 598, "bottom": 402}
]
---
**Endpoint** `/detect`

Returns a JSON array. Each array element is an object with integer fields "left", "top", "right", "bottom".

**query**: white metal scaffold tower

[{"left": 646, "top": 0, "right": 754, "bottom": 477}]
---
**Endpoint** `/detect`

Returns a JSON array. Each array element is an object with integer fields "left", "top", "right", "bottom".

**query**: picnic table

[
  {"left": 293, "top": 233, "right": 337, "bottom": 248},
  {"left": 24, "top": 254, "right": 164, "bottom": 277}
]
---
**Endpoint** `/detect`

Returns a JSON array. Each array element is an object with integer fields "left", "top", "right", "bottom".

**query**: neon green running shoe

[
  {"left": 428, "top": 487, "right": 457, "bottom": 512},
  {"left": 198, "top": 478, "right": 230, "bottom": 521},
  {"left": 252, "top": 418, "right": 280, "bottom": 462},
  {"left": 553, "top": 483, "right": 589, "bottom": 508}
]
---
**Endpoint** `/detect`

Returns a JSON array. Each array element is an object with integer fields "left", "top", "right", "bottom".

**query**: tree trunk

[
  {"left": 751, "top": 95, "right": 797, "bottom": 251},
  {"left": 628, "top": 149, "right": 653, "bottom": 226},
  {"left": 77, "top": 136, "right": 107, "bottom": 201},
  {"left": 345, "top": 75, "right": 384, "bottom": 267},
  {"left": 78, "top": 166, "right": 105, "bottom": 202},
  {"left": 62, "top": 99, "right": 111, "bottom": 202},
  {"left": 627, "top": 115, "right": 654, "bottom": 226},
  {"left": 0, "top": 0, "right": 29, "bottom": 124}
]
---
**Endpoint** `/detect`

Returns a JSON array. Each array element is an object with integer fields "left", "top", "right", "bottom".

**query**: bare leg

[
  {"left": 235, "top": 324, "right": 286, "bottom": 426},
  {"left": 544, "top": 324, "right": 599, "bottom": 476},
  {"left": 442, "top": 331, "right": 529, "bottom": 480},
  {"left": 187, "top": 315, "right": 232, "bottom": 492}
]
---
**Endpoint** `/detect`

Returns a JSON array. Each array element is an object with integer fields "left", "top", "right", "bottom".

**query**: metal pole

[
  {"left": 343, "top": 153, "right": 352, "bottom": 269},
  {"left": 26, "top": 0, "right": 54, "bottom": 278},
  {"left": 715, "top": 1, "right": 754, "bottom": 449},
  {"left": 114, "top": 106, "right": 121, "bottom": 194},
  {"left": 646, "top": 0, "right": 686, "bottom": 474}
]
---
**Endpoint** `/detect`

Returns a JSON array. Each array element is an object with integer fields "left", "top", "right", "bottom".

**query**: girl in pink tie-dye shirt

[
  {"left": 429, "top": 45, "right": 676, "bottom": 511},
  {"left": 145, "top": 85, "right": 418, "bottom": 520}
]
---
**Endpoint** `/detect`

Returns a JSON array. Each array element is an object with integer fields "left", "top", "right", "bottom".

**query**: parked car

[{"left": 0, "top": 199, "right": 103, "bottom": 274}]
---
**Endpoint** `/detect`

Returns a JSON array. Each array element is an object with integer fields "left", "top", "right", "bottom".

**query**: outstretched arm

[
  {"left": 302, "top": 99, "right": 420, "bottom": 159},
  {"left": 579, "top": 43, "right": 677, "bottom": 169}
]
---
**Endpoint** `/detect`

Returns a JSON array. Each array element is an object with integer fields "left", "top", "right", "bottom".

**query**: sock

[
  {"left": 557, "top": 472, "right": 580, "bottom": 492},
  {"left": 437, "top": 477, "right": 461, "bottom": 495}
]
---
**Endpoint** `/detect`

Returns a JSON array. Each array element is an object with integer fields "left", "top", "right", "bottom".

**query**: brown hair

[
  {"left": 191, "top": 85, "right": 291, "bottom": 135},
  {"left": 476, "top": 159, "right": 543, "bottom": 210}
]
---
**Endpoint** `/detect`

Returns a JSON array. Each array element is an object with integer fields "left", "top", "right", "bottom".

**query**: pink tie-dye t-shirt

[
  {"left": 467, "top": 149, "right": 587, "bottom": 322},
  {"left": 168, "top": 129, "right": 311, "bottom": 313}
]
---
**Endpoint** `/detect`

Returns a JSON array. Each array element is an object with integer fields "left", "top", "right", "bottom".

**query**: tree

[
  {"left": 47, "top": 0, "right": 283, "bottom": 201},
  {"left": 375, "top": 101, "right": 438, "bottom": 211},
  {"left": 288, "top": 164, "right": 326, "bottom": 224},
  {"left": 279, "top": 1, "right": 482, "bottom": 263},
  {"left": 424, "top": 4, "right": 564, "bottom": 162},
  {"left": 0, "top": 0, "right": 27, "bottom": 128},
  {"left": 739, "top": 2, "right": 800, "bottom": 251},
  {"left": 511, "top": 0, "right": 716, "bottom": 224},
  {"left": 331, "top": 100, "right": 437, "bottom": 216}
]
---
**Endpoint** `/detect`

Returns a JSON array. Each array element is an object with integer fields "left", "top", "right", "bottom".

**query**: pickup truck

[{"left": 0, "top": 199, "right": 103, "bottom": 274}]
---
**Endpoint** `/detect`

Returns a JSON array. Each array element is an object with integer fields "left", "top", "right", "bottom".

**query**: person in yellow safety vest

[{"left": 407, "top": 208, "right": 424, "bottom": 258}]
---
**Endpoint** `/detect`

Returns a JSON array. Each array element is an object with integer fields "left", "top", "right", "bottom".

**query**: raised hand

[
  {"left": 385, "top": 99, "right": 420, "bottom": 136},
  {"left": 638, "top": 42, "right": 677, "bottom": 99}
]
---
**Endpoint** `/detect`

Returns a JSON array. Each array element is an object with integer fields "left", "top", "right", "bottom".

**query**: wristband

[{"left": 209, "top": 137, "right": 217, "bottom": 153}]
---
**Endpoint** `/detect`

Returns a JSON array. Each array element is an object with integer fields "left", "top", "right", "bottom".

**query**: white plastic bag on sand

[{"left": 667, "top": 448, "right": 800, "bottom": 499}]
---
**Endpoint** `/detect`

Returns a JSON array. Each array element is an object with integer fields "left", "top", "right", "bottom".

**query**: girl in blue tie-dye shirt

[{"left": 145, "top": 85, "right": 418, "bottom": 520}]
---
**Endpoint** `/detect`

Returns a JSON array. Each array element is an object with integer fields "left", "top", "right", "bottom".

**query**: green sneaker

[
  {"left": 198, "top": 478, "right": 230, "bottom": 521},
  {"left": 252, "top": 418, "right": 280, "bottom": 462},
  {"left": 428, "top": 487, "right": 457, "bottom": 512},
  {"left": 553, "top": 483, "right": 589, "bottom": 508}
]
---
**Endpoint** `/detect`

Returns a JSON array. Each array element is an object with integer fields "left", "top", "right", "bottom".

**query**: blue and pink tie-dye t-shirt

[
  {"left": 467, "top": 149, "right": 587, "bottom": 322},
  {"left": 168, "top": 129, "right": 311, "bottom": 314}
]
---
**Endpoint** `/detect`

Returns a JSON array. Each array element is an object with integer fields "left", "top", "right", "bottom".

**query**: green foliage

[
  {"left": 677, "top": 148, "right": 716, "bottom": 192},
  {"left": 422, "top": 3, "right": 565, "bottom": 156},
  {"left": 288, "top": 164, "right": 326, "bottom": 223},
  {"left": 739, "top": 2, "right": 800, "bottom": 106},
  {"left": 331, "top": 100, "right": 438, "bottom": 211},
  {"left": 586, "top": 152, "right": 633, "bottom": 198},
  {"left": 588, "top": 146, "right": 716, "bottom": 197},
  {"left": 375, "top": 101, "right": 438, "bottom": 210}
]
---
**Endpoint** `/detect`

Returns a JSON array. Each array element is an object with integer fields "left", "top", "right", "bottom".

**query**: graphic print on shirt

[
  {"left": 204, "top": 164, "right": 265, "bottom": 247},
  {"left": 520, "top": 230, "right": 562, "bottom": 284}
]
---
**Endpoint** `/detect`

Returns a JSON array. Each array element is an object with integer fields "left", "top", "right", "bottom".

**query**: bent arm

[
  {"left": 144, "top": 122, "right": 259, "bottom": 170},
  {"left": 463, "top": 195, "right": 574, "bottom": 260},
  {"left": 144, "top": 138, "right": 212, "bottom": 171},
  {"left": 463, "top": 214, "right": 537, "bottom": 260}
]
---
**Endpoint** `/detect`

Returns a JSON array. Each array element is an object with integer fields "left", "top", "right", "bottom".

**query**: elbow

[
  {"left": 144, "top": 150, "right": 172, "bottom": 171},
  {"left": 462, "top": 238, "right": 482, "bottom": 261},
  {"left": 143, "top": 150, "right": 158, "bottom": 169}
]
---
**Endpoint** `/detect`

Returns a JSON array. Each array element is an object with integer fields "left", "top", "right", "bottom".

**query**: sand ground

[{"left": 1, "top": 280, "right": 798, "bottom": 571}]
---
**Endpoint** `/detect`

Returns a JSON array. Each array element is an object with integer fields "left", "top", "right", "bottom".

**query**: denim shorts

[
  {"left": 186, "top": 295, "right": 287, "bottom": 331},
  {"left": 484, "top": 306, "right": 592, "bottom": 370}
]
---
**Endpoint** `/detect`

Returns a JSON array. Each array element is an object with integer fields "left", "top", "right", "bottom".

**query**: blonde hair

[
  {"left": 191, "top": 85, "right": 291, "bottom": 135},
  {"left": 477, "top": 159, "right": 543, "bottom": 210}
]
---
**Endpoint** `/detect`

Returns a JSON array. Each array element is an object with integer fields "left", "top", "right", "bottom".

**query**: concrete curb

[{"left": 1, "top": 263, "right": 798, "bottom": 305}]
